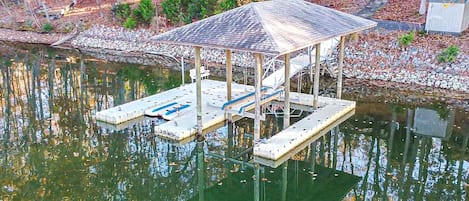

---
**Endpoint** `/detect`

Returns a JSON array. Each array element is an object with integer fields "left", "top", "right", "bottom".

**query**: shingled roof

[{"left": 152, "top": 0, "right": 377, "bottom": 55}]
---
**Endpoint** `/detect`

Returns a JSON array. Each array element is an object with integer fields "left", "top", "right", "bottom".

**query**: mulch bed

[
  {"left": 308, "top": 0, "right": 370, "bottom": 13},
  {"left": 373, "top": 0, "right": 427, "bottom": 24}
]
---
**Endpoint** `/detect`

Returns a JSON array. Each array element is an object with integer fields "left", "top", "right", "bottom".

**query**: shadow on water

[{"left": 0, "top": 44, "right": 468, "bottom": 200}]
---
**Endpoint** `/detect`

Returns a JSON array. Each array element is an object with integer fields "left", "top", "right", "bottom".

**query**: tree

[
  {"left": 96, "top": 0, "right": 104, "bottom": 18},
  {"left": 40, "top": 0, "right": 50, "bottom": 22},
  {"left": 161, "top": 0, "right": 183, "bottom": 24},
  {"left": 133, "top": 0, "right": 156, "bottom": 24}
]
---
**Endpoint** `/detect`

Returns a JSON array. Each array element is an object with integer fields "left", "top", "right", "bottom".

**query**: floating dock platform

[
  {"left": 254, "top": 109, "right": 355, "bottom": 167},
  {"left": 96, "top": 80, "right": 282, "bottom": 140},
  {"left": 253, "top": 94, "right": 355, "bottom": 161},
  {"left": 96, "top": 80, "right": 355, "bottom": 145}
]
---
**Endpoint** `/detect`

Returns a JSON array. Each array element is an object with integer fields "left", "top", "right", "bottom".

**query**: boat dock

[
  {"left": 96, "top": 79, "right": 283, "bottom": 140},
  {"left": 96, "top": 80, "right": 355, "bottom": 145}
]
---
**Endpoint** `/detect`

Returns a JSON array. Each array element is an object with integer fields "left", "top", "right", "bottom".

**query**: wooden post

[
  {"left": 181, "top": 57, "right": 185, "bottom": 86},
  {"left": 226, "top": 50, "right": 233, "bottom": 122},
  {"left": 309, "top": 46, "right": 313, "bottom": 81},
  {"left": 337, "top": 36, "right": 345, "bottom": 99},
  {"left": 195, "top": 46, "right": 203, "bottom": 138},
  {"left": 313, "top": 43, "right": 321, "bottom": 108},
  {"left": 254, "top": 53, "right": 263, "bottom": 143},
  {"left": 284, "top": 53, "right": 291, "bottom": 128}
]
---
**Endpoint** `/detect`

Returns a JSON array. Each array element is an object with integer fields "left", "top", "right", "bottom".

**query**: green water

[{"left": 0, "top": 45, "right": 468, "bottom": 201}]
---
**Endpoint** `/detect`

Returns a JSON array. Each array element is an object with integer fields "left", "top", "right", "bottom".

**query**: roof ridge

[{"left": 251, "top": 2, "right": 281, "bottom": 55}]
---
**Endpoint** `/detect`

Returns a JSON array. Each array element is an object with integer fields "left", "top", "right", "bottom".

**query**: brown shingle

[{"left": 152, "top": 0, "right": 377, "bottom": 55}]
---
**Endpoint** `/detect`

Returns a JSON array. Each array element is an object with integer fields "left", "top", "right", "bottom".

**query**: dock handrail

[
  {"left": 151, "top": 102, "right": 178, "bottom": 113},
  {"left": 221, "top": 86, "right": 270, "bottom": 110},
  {"left": 165, "top": 104, "right": 191, "bottom": 115},
  {"left": 238, "top": 89, "right": 284, "bottom": 114}
]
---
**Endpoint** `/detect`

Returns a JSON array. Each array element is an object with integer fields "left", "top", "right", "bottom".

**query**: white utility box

[{"left": 426, "top": 0, "right": 469, "bottom": 33}]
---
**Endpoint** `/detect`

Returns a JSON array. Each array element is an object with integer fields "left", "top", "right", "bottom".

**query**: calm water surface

[{"left": 1, "top": 45, "right": 468, "bottom": 201}]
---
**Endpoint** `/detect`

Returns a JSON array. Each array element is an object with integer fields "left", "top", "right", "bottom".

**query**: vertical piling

[
  {"left": 284, "top": 53, "right": 291, "bottom": 128},
  {"left": 226, "top": 50, "right": 233, "bottom": 122},
  {"left": 195, "top": 46, "right": 203, "bottom": 138},
  {"left": 313, "top": 43, "right": 321, "bottom": 108},
  {"left": 254, "top": 53, "right": 263, "bottom": 143},
  {"left": 337, "top": 36, "right": 345, "bottom": 99}
]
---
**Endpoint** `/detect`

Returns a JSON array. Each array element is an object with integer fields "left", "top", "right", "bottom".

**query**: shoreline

[
  {"left": 1, "top": 25, "right": 468, "bottom": 97},
  {"left": 0, "top": 28, "right": 66, "bottom": 45}
]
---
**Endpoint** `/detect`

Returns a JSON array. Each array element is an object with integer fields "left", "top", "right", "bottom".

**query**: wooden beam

[
  {"left": 337, "top": 36, "right": 345, "bottom": 99},
  {"left": 195, "top": 46, "right": 203, "bottom": 137},
  {"left": 284, "top": 53, "right": 291, "bottom": 128},
  {"left": 226, "top": 50, "right": 233, "bottom": 122},
  {"left": 254, "top": 53, "right": 263, "bottom": 142},
  {"left": 313, "top": 43, "right": 321, "bottom": 108}
]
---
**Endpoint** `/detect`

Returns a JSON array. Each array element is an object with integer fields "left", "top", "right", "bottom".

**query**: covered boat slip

[
  {"left": 95, "top": 0, "right": 376, "bottom": 176},
  {"left": 151, "top": 0, "right": 376, "bottom": 143}
]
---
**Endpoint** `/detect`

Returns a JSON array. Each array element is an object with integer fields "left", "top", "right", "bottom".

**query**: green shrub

[
  {"left": 438, "top": 45, "right": 459, "bottom": 63},
  {"left": 398, "top": 31, "right": 415, "bottom": 47},
  {"left": 124, "top": 17, "right": 137, "bottom": 29},
  {"left": 216, "top": 0, "right": 237, "bottom": 13},
  {"left": 42, "top": 23, "right": 53, "bottom": 32},
  {"left": 133, "top": 0, "right": 155, "bottom": 24},
  {"left": 115, "top": 3, "right": 132, "bottom": 20},
  {"left": 161, "top": 0, "right": 182, "bottom": 24}
]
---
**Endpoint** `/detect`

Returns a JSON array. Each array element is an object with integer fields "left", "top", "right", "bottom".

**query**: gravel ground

[{"left": 343, "top": 29, "right": 469, "bottom": 92}]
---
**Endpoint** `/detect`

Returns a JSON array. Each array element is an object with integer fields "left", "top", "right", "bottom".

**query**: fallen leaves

[{"left": 374, "top": 0, "right": 427, "bottom": 24}]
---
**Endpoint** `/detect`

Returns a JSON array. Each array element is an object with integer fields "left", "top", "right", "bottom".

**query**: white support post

[
  {"left": 337, "top": 36, "right": 345, "bottom": 99},
  {"left": 284, "top": 53, "right": 291, "bottom": 128},
  {"left": 195, "top": 46, "right": 203, "bottom": 137},
  {"left": 313, "top": 43, "right": 321, "bottom": 108},
  {"left": 181, "top": 57, "right": 185, "bottom": 86},
  {"left": 254, "top": 53, "right": 263, "bottom": 143},
  {"left": 226, "top": 50, "right": 233, "bottom": 122},
  {"left": 309, "top": 46, "right": 313, "bottom": 81}
]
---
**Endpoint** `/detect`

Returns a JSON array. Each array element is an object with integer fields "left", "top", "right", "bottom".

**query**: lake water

[{"left": 1, "top": 44, "right": 468, "bottom": 201}]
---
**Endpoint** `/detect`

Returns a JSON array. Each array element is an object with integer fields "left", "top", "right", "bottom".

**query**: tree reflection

[
  {"left": 0, "top": 45, "right": 194, "bottom": 200},
  {"left": 341, "top": 103, "right": 469, "bottom": 201}
]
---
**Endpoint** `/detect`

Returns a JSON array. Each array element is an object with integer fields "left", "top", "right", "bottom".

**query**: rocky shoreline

[
  {"left": 70, "top": 25, "right": 469, "bottom": 94},
  {"left": 70, "top": 25, "right": 271, "bottom": 68},
  {"left": 0, "top": 28, "right": 65, "bottom": 44},
  {"left": 343, "top": 29, "right": 469, "bottom": 93}
]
